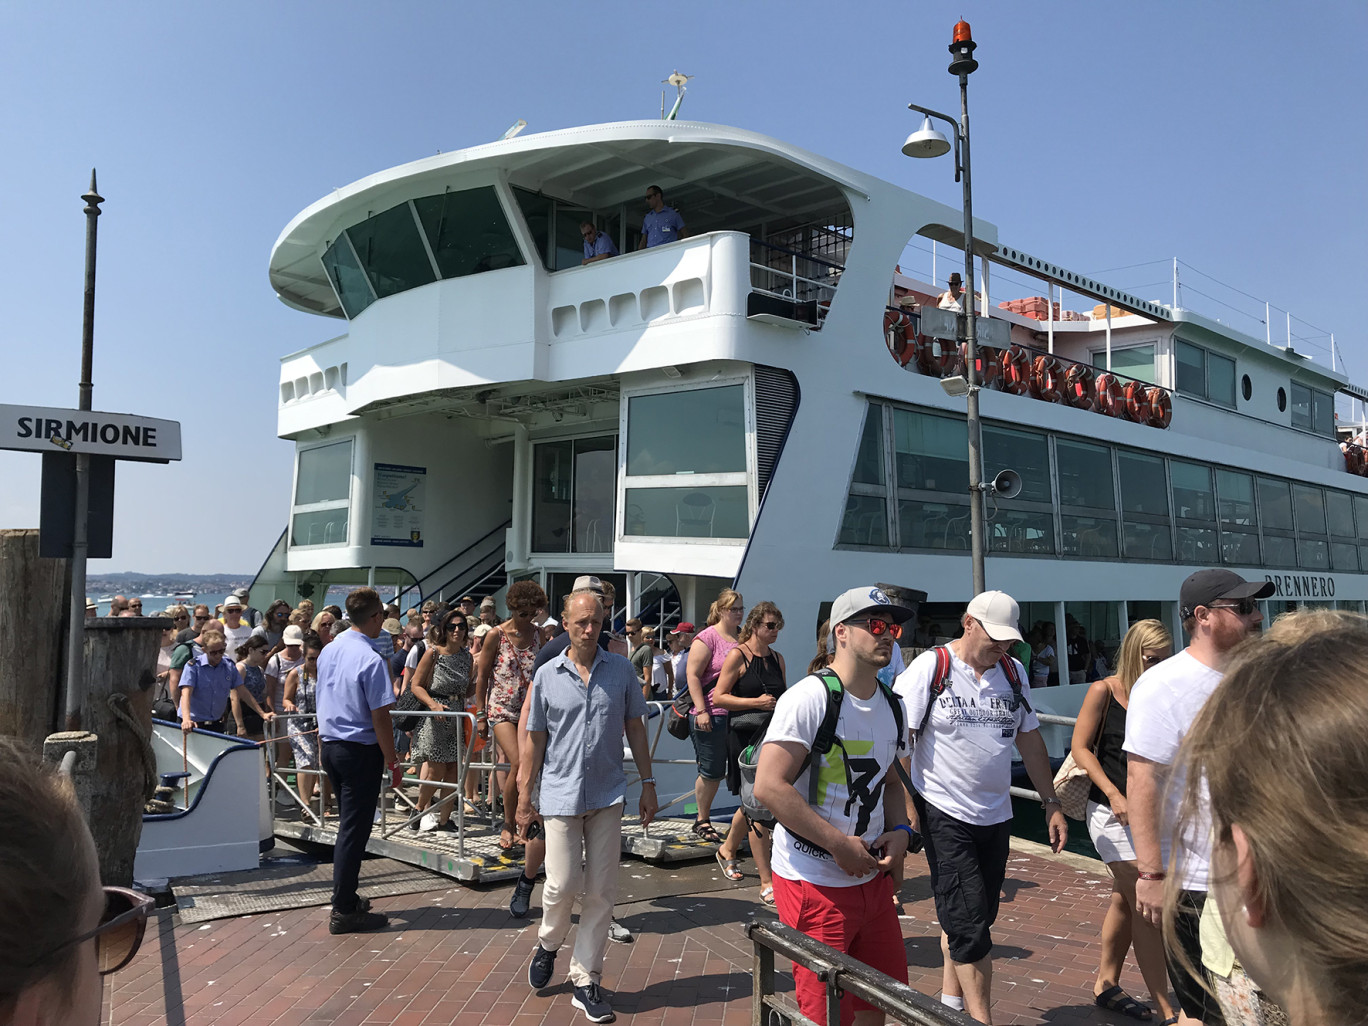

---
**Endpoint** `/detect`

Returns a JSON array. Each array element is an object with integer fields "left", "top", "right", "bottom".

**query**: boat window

[
  {"left": 414, "top": 189, "right": 525, "bottom": 279},
  {"left": 1118, "top": 452, "right": 1172, "bottom": 559},
  {"left": 624, "top": 486, "right": 749, "bottom": 539},
  {"left": 626, "top": 385, "right": 745, "bottom": 476},
  {"left": 1332, "top": 542, "right": 1360, "bottom": 572},
  {"left": 1215, "top": 469, "right": 1260, "bottom": 565},
  {"left": 511, "top": 188, "right": 621, "bottom": 272},
  {"left": 983, "top": 427, "right": 1051, "bottom": 504},
  {"left": 513, "top": 188, "right": 554, "bottom": 267},
  {"left": 1289, "top": 384, "right": 1313, "bottom": 430},
  {"left": 321, "top": 236, "right": 375, "bottom": 318},
  {"left": 988, "top": 509, "right": 1055, "bottom": 555},
  {"left": 531, "top": 435, "right": 616, "bottom": 554},
  {"left": 892, "top": 409, "right": 968, "bottom": 495},
  {"left": 1292, "top": 484, "right": 1327, "bottom": 535},
  {"left": 1092, "top": 344, "right": 1155, "bottom": 383},
  {"left": 1208, "top": 353, "right": 1236, "bottom": 406},
  {"left": 1296, "top": 537, "right": 1330, "bottom": 569},
  {"left": 1357, "top": 496, "right": 1368, "bottom": 540},
  {"left": 839, "top": 494, "right": 889, "bottom": 547},
  {"left": 291, "top": 439, "right": 353, "bottom": 548},
  {"left": 1171, "top": 461, "right": 1215, "bottom": 521},
  {"left": 1056, "top": 440, "right": 1115, "bottom": 511},
  {"left": 1257, "top": 477, "right": 1294, "bottom": 531},
  {"left": 1175, "top": 341, "right": 1206, "bottom": 397},
  {"left": 348, "top": 202, "right": 437, "bottom": 299},
  {"left": 897, "top": 499, "right": 971, "bottom": 551},
  {"left": 1328, "top": 491, "right": 1356, "bottom": 537},
  {"left": 852, "top": 405, "right": 885, "bottom": 486},
  {"left": 1060, "top": 514, "right": 1118, "bottom": 558},
  {"left": 1313, "top": 390, "right": 1334, "bottom": 436}
]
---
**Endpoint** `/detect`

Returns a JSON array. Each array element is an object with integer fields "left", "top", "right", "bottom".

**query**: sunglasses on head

[
  {"left": 847, "top": 618, "right": 902, "bottom": 639},
  {"left": 30, "top": 886, "right": 154, "bottom": 977},
  {"left": 1207, "top": 598, "right": 1258, "bottom": 616}
]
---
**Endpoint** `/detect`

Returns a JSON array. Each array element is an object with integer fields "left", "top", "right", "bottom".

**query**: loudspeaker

[{"left": 991, "top": 469, "right": 1022, "bottom": 499}]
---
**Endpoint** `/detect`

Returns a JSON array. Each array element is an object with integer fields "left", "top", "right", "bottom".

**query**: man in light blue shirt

[
  {"left": 177, "top": 629, "right": 273, "bottom": 734},
  {"left": 518, "top": 591, "right": 656, "bottom": 1024},
  {"left": 580, "top": 222, "right": 618, "bottom": 265},
  {"left": 639, "top": 184, "right": 686, "bottom": 249},
  {"left": 317, "top": 587, "right": 398, "bottom": 935}
]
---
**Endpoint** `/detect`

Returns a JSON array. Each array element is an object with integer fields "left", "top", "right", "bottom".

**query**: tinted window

[
  {"left": 1258, "top": 477, "right": 1294, "bottom": 531},
  {"left": 853, "top": 406, "right": 884, "bottom": 485},
  {"left": 1313, "top": 390, "right": 1334, "bottom": 436},
  {"left": 1290, "top": 383, "right": 1312, "bottom": 430},
  {"left": 1094, "top": 344, "right": 1154, "bottom": 382},
  {"left": 1057, "top": 439, "right": 1115, "bottom": 509},
  {"left": 414, "top": 188, "right": 525, "bottom": 278},
  {"left": 1292, "top": 484, "right": 1327, "bottom": 535},
  {"left": 1208, "top": 353, "right": 1236, "bottom": 406},
  {"left": 893, "top": 410, "right": 968, "bottom": 495},
  {"left": 627, "top": 386, "right": 745, "bottom": 476},
  {"left": 898, "top": 499, "right": 970, "bottom": 550},
  {"left": 625, "top": 486, "right": 749, "bottom": 538},
  {"left": 988, "top": 509, "right": 1055, "bottom": 554},
  {"left": 321, "top": 236, "right": 374, "bottom": 318},
  {"left": 839, "top": 495, "right": 888, "bottom": 546},
  {"left": 983, "top": 426, "right": 1051, "bottom": 503},
  {"left": 512, "top": 188, "right": 553, "bottom": 266},
  {"left": 1171, "top": 461, "right": 1215, "bottom": 521},
  {"left": 1216, "top": 470, "right": 1256, "bottom": 526},
  {"left": 348, "top": 202, "right": 437, "bottom": 299},
  {"left": 1328, "top": 491, "right": 1356, "bottom": 537},
  {"left": 1118, "top": 452, "right": 1168, "bottom": 515},
  {"left": 1061, "top": 514, "right": 1118, "bottom": 557},
  {"left": 295, "top": 441, "right": 352, "bottom": 505},
  {"left": 1175, "top": 340, "right": 1206, "bottom": 396}
]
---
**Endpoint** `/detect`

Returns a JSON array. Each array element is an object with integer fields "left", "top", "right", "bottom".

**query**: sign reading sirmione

[{"left": 0, "top": 404, "right": 181, "bottom": 462}]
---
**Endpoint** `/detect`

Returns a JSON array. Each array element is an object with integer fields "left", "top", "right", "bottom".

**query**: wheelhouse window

[
  {"left": 621, "top": 382, "right": 751, "bottom": 541},
  {"left": 532, "top": 435, "right": 616, "bottom": 553},
  {"left": 1174, "top": 339, "right": 1235, "bottom": 407},
  {"left": 1092, "top": 343, "right": 1155, "bottom": 383},
  {"left": 1290, "top": 383, "right": 1335, "bottom": 436},
  {"left": 291, "top": 439, "right": 353, "bottom": 547}
]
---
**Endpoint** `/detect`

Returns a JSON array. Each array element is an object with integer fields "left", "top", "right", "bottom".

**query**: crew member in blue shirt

[
  {"left": 639, "top": 184, "right": 686, "bottom": 250},
  {"left": 580, "top": 222, "right": 618, "bottom": 265},
  {"left": 518, "top": 591, "right": 657, "bottom": 1024},
  {"left": 177, "top": 629, "right": 274, "bottom": 734},
  {"left": 317, "top": 587, "right": 398, "bottom": 934}
]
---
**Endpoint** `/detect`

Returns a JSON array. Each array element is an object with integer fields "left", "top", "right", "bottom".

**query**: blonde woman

[
  {"left": 1070, "top": 620, "right": 1174, "bottom": 1022},
  {"left": 1166, "top": 609, "right": 1368, "bottom": 1026},
  {"left": 684, "top": 588, "right": 743, "bottom": 844}
]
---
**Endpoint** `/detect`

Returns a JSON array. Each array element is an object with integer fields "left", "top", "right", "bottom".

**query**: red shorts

[{"left": 772, "top": 872, "right": 907, "bottom": 1026}]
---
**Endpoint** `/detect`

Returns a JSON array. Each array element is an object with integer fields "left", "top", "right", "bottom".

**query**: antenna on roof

[
  {"left": 661, "top": 71, "right": 692, "bottom": 120},
  {"left": 501, "top": 119, "right": 528, "bottom": 140}
]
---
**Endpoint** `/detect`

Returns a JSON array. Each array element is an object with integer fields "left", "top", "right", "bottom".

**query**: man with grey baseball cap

[
  {"left": 1126, "top": 569, "right": 1270, "bottom": 1025},
  {"left": 894, "top": 590, "right": 1065, "bottom": 1023},
  {"left": 755, "top": 586, "right": 917, "bottom": 1026}
]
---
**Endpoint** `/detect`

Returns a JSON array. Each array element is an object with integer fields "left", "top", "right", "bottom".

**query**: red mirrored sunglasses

[{"left": 847, "top": 618, "right": 903, "bottom": 640}]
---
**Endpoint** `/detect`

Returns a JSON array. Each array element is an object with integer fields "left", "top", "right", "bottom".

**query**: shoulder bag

[{"left": 1051, "top": 680, "right": 1114, "bottom": 820}]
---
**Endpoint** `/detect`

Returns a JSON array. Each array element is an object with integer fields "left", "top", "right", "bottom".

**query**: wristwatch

[{"left": 640, "top": 777, "right": 656, "bottom": 785}]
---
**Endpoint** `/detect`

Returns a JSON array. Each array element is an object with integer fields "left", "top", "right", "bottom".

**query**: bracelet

[
  {"left": 892, "top": 824, "right": 914, "bottom": 839},
  {"left": 1137, "top": 870, "right": 1166, "bottom": 881},
  {"left": 1042, "top": 798, "right": 1061, "bottom": 808},
  {"left": 475, "top": 711, "right": 488, "bottom": 720},
  {"left": 640, "top": 777, "right": 656, "bottom": 785}
]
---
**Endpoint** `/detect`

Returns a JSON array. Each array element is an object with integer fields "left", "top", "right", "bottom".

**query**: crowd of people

[{"left": 6, "top": 570, "right": 1365, "bottom": 1026}]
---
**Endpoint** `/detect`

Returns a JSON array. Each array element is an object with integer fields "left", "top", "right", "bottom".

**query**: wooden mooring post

[{"left": 0, "top": 529, "right": 69, "bottom": 749}]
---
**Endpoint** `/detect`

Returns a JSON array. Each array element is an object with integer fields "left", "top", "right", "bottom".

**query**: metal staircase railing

[{"left": 402, "top": 519, "right": 511, "bottom": 604}]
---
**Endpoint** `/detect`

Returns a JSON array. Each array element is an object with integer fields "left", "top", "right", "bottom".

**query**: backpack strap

[
  {"left": 997, "top": 655, "right": 1032, "bottom": 715},
  {"left": 916, "top": 646, "right": 955, "bottom": 738}
]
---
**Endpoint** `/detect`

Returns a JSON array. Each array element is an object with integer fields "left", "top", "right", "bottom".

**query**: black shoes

[
  {"left": 329, "top": 908, "right": 388, "bottom": 934},
  {"left": 528, "top": 944, "right": 557, "bottom": 989},
  {"left": 510, "top": 873, "right": 536, "bottom": 918},
  {"left": 572, "top": 983, "right": 615, "bottom": 1023}
]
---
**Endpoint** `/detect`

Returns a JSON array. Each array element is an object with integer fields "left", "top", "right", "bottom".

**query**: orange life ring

[
  {"left": 969, "top": 345, "right": 1000, "bottom": 388},
  {"left": 1145, "top": 387, "right": 1172, "bottom": 429},
  {"left": 1000, "top": 346, "right": 1032, "bottom": 394},
  {"left": 899, "top": 320, "right": 921, "bottom": 368},
  {"left": 1094, "top": 372, "right": 1125, "bottom": 417},
  {"left": 1031, "top": 354, "right": 1063, "bottom": 403},
  {"left": 1125, "top": 380, "right": 1152, "bottom": 423},
  {"left": 885, "top": 310, "right": 911, "bottom": 366},
  {"left": 1063, "top": 363, "right": 1095, "bottom": 410},
  {"left": 938, "top": 339, "right": 966, "bottom": 378},
  {"left": 916, "top": 334, "right": 942, "bottom": 376}
]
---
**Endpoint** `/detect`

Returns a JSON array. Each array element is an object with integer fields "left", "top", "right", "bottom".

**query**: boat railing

[
  {"left": 1008, "top": 711, "right": 1077, "bottom": 804},
  {"left": 749, "top": 238, "right": 841, "bottom": 326},
  {"left": 746, "top": 917, "right": 977, "bottom": 1026},
  {"left": 264, "top": 700, "right": 697, "bottom": 851}
]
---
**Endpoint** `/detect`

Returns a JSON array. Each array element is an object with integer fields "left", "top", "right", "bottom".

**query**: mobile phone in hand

[{"left": 525, "top": 821, "right": 542, "bottom": 841}]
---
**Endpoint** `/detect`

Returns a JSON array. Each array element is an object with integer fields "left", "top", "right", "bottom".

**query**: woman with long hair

[
  {"left": 684, "top": 588, "right": 744, "bottom": 844},
  {"left": 710, "top": 601, "right": 787, "bottom": 902},
  {"left": 473, "top": 579, "right": 547, "bottom": 850},
  {"left": 1070, "top": 619, "right": 1174, "bottom": 1022},
  {"left": 409, "top": 610, "right": 474, "bottom": 832},
  {"left": 1166, "top": 610, "right": 1368, "bottom": 1026},
  {"left": 282, "top": 638, "right": 329, "bottom": 812},
  {"left": 254, "top": 599, "right": 292, "bottom": 648}
]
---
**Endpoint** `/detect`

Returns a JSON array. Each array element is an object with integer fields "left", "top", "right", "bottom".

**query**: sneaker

[
  {"left": 606, "top": 921, "right": 633, "bottom": 944},
  {"left": 527, "top": 944, "right": 557, "bottom": 989},
  {"left": 418, "top": 812, "right": 439, "bottom": 832},
  {"left": 509, "top": 873, "right": 536, "bottom": 918},
  {"left": 571, "top": 982, "right": 615, "bottom": 1023},
  {"left": 437, "top": 819, "right": 457, "bottom": 832},
  {"left": 328, "top": 909, "right": 388, "bottom": 935}
]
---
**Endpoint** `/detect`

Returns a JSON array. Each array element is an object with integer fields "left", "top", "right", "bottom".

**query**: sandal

[
  {"left": 715, "top": 850, "right": 743, "bottom": 881},
  {"left": 759, "top": 885, "right": 776, "bottom": 906},
  {"left": 692, "top": 820, "right": 723, "bottom": 844},
  {"left": 1095, "top": 985, "right": 1152, "bottom": 1021},
  {"left": 498, "top": 823, "right": 523, "bottom": 851}
]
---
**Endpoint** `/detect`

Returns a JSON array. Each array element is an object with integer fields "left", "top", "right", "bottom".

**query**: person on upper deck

[
  {"left": 580, "top": 221, "right": 618, "bottom": 265},
  {"left": 938, "top": 272, "right": 964, "bottom": 311},
  {"left": 639, "top": 185, "right": 686, "bottom": 249}
]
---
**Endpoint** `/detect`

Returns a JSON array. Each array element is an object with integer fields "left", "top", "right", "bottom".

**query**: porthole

[
  {"left": 1277, "top": 386, "right": 1287, "bottom": 412},
  {"left": 1241, "top": 374, "right": 1252, "bottom": 401}
]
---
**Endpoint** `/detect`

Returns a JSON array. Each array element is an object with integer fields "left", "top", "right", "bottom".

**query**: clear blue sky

[{"left": 2, "top": 1, "right": 1364, "bottom": 574}]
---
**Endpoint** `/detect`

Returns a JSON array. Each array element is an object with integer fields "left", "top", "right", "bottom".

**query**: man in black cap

[{"left": 1125, "top": 569, "right": 1272, "bottom": 1026}]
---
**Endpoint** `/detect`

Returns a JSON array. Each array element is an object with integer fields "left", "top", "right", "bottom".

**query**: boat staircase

[{"left": 403, "top": 519, "right": 511, "bottom": 606}]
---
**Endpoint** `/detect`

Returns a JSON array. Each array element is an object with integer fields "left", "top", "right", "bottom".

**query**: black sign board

[{"left": 40, "top": 452, "right": 115, "bottom": 559}]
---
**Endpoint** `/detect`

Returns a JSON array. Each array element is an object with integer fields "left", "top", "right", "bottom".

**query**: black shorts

[
  {"left": 1169, "top": 890, "right": 1223, "bottom": 1024},
  {"left": 913, "top": 791, "right": 1011, "bottom": 965}
]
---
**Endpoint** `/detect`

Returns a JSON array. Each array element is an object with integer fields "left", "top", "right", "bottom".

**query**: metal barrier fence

[{"left": 746, "top": 918, "right": 978, "bottom": 1026}]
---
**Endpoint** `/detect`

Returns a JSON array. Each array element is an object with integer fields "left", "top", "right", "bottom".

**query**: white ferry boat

[{"left": 250, "top": 119, "right": 1366, "bottom": 739}]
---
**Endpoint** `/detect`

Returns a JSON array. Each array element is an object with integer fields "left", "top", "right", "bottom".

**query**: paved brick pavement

[{"left": 109, "top": 839, "right": 1157, "bottom": 1026}]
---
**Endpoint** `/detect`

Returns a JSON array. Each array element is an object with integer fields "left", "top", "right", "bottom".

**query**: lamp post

[{"left": 902, "top": 20, "right": 987, "bottom": 595}]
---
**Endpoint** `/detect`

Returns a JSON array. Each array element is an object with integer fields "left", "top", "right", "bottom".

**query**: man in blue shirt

[
  {"left": 639, "top": 185, "right": 686, "bottom": 249},
  {"left": 580, "top": 222, "right": 618, "bottom": 265},
  {"left": 518, "top": 591, "right": 657, "bottom": 1024},
  {"left": 177, "top": 629, "right": 273, "bottom": 734},
  {"left": 317, "top": 587, "right": 398, "bottom": 934}
]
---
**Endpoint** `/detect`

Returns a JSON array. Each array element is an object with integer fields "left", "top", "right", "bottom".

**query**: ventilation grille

[{"left": 754, "top": 365, "right": 800, "bottom": 497}]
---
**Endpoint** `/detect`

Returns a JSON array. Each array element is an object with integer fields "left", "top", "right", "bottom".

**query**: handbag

[
  {"left": 391, "top": 688, "right": 424, "bottom": 733},
  {"left": 1051, "top": 681, "right": 1114, "bottom": 820}
]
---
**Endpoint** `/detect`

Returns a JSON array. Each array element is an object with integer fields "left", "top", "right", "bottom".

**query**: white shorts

[{"left": 1085, "top": 799, "right": 1135, "bottom": 864}]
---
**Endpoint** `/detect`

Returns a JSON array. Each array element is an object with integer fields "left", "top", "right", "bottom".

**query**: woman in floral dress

[{"left": 410, "top": 611, "right": 473, "bottom": 832}]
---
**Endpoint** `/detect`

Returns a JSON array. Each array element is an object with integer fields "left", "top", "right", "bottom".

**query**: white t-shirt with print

[
  {"left": 221, "top": 622, "right": 254, "bottom": 663},
  {"left": 1123, "top": 649, "right": 1221, "bottom": 890},
  {"left": 895, "top": 647, "right": 1039, "bottom": 826},
  {"left": 764, "top": 673, "right": 907, "bottom": 889}
]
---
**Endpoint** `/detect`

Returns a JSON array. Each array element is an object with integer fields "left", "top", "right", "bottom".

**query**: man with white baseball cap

[
  {"left": 755, "top": 586, "right": 917, "bottom": 1026},
  {"left": 895, "top": 590, "right": 1065, "bottom": 1024}
]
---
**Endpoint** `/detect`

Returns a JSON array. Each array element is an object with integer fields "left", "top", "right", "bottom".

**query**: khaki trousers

[{"left": 538, "top": 803, "right": 623, "bottom": 986}]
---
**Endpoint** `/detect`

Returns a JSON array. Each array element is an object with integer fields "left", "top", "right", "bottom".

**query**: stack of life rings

[{"left": 882, "top": 308, "right": 1172, "bottom": 429}]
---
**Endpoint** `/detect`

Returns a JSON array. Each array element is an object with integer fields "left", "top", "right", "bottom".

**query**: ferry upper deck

[{"left": 256, "top": 119, "right": 1368, "bottom": 658}]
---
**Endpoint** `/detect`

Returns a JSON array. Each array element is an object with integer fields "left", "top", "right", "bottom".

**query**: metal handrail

[
  {"left": 404, "top": 519, "right": 511, "bottom": 601},
  {"left": 746, "top": 918, "right": 978, "bottom": 1026}
]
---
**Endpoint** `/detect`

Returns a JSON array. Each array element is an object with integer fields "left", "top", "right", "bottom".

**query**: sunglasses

[
  {"left": 1141, "top": 653, "right": 1165, "bottom": 666},
  {"left": 760, "top": 620, "right": 783, "bottom": 631},
  {"left": 174, "top": 615, "right": 189, "bottom": 622},
  {"left": 848, "top": 618, "right": 903, "bottom": 639},
  {"left": 194, "top": 615, "right": 210, "bottom": 622},
  {"left": 204, "top": 647, "right": 227, "bottom": 656},
  {"left": 31, "top": 887, "right": 154, "bottom": 976},
  {"left": 1207, "top": 598, "right": 1258, "bottom": 616}
]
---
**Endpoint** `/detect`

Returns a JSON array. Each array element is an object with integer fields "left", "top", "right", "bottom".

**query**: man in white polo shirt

[
  {"left": 1126, "top": 568, "right": 1270, "bottom": 1026},
  {"left": 895, "top": 590, "right": 1065, "bottom": 1025}
]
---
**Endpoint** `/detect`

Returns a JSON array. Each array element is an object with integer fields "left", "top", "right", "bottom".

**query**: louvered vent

[{"left": 754, "top": 365, "right": 800, "bottom": 497}]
